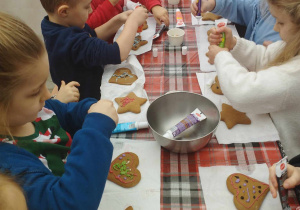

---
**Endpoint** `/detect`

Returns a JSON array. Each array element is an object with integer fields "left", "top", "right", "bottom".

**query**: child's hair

[
  {"left": 0, "top": 12, "right": 45, "bottom": 135},
  {"left": 267, "top": 0, "right": 300, "bottom": 67},
  {"left": 0, "top": 171, "right": 27, "bottom": 209},
  {"left": 40, "top": 0, "right": 76, "bottom": 13}
]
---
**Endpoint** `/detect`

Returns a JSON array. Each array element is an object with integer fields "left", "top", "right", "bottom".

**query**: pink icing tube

[{"left": 163, "top": 108, "right": 206, "bottom": 139}]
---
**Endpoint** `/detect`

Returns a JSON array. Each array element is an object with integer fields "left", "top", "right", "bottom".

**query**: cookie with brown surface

[
  {"left": 227, "top": 173, "right": 269, "bottom": 210},
  {"left": 115, "top": 92, "right": 147, "bottom": 114},
  {"left": 201, "top": 12, "right": 222, "bottom": 21},
  {"left": 109, "top": 68, "right": 138, "bottom": 85},
  {"left": 211, "top": 76, "right": 223, "bottom": 95},
  {"left": 107, "top": 152, "right": 141, "bottom": 188},
  {"left": 220, "top": 103, "right": 251, "bottom": 129},
  {"left": 132, "top": 35, "right": 148, "bottom": 51}
]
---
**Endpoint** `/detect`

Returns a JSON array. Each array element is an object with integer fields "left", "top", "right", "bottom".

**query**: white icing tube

[{"left": 163, "top": 108, "right": 206, "bottom": 139}]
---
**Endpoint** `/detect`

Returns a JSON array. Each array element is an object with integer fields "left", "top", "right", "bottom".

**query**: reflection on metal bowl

[{"left": 147, "top": 91, "right": 220, "bottom": 153}]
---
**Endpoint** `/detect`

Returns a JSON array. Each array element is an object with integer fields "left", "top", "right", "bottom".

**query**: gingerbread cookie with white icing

[
  {"left": 226, "top": 173, "right": 270, "bottom": 210},
  {"left": 107, "top": 152, "right": 141, "bottom": 188},
  {"left": 132, "top": 35, "right": 148, "bottom": 51},
  {"left": 115, "top": 92, "right": 147, "bottom": 114},
  {"left": 109, "top": 68, "right": 138, "bottom": 85}
]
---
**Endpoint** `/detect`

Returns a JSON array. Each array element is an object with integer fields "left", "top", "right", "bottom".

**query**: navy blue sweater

[
  {"left": 0, "top": 99, "right": 116, "bottom": 210},
  {"left": 41, "top": 16, "right": 121, "bottom": 100}
]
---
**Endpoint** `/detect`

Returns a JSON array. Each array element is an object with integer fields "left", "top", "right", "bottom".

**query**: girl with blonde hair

[
  {"left": 206, "top": 0, "right": 300, "bottom": 159},
  {"left": 0, "top": 12, "right": 118, "bottom": 210}
]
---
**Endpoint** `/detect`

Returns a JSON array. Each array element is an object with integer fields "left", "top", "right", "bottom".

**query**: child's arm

[
  {"left": 269, "top": 163, "right": 300, "bottom": 198},
  {"left": 86, "top": 0, "right": 122, "bottom": 29},
  {"left": 115, "top": 7, "right": 148, "bottom": 61},
  {"left": 151, "top": 6, "right": 170, "bottom": 26},
  {"left": 94, "top": 10, "right": 132, "bottom": 41}
]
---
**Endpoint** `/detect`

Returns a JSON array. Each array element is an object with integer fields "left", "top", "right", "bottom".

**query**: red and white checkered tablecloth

[{"left": 112, "top": 0, "right": 300, "bottom": 208}]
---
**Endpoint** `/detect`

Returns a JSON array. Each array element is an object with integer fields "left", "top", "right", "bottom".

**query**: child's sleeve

[
  {"left": 134, "top": 0, "right": 162, "bottom": 12},
  {"left": 87, "top": 0, "right": 122, "bottom": 29},
  {"left": 45, "top": 98, "right": 97, "bottom": 136},
  {"left": 23, "top": 111, "right": 116, "bottom": 210},
  {"left": 212, "top": 0, "right": 257, "bottom": 26}
]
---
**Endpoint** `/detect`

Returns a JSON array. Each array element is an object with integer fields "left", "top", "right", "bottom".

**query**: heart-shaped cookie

[
  {"left": 107, "top": 152, "right": 141, "bottom": 188},
  {"left": 109, "top": 68, "right": 138, "bottom": 85},
  {"left": 226, "top": 173, "right": 269, "bottom": 210}
]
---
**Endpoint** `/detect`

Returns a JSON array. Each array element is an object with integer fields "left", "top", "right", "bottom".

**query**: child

[
  {"left": 206, "top": 0, "right": 300, "bottom": 159},
  {"left": 191, "top": 0, "right": 281, "bottom": 46},
  {"left": 0, "top": 12, "right": 118, "bottom": 210},
  {"left": 87, "top": 0, "right": 170, "bottom": 31},
  {"left": 0, "top": 171, "right": 28, "bottom": 210},
  {"left": 40, "top": 0, "right": 148, "bottom": 100}
]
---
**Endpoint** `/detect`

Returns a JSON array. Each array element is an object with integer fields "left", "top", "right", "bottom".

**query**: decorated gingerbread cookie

[
  {"left": 227, "top": 173, "right": 270, "bottom": 210},
  {"left": 109, "top": 68, "right": 138, "bottom": 85},
  {"left": 107, "top": 152, "right": 141, "bottom": 188},
  {"left": 220, "top": 103, "right": 251, "bottom": 129},
  {"left": 211, "top": 76, "right": 223, "bottom": 95},
  {"left": 115, "top": 92, "right": 147, "bottom": 114},
  {"left": 201, "top": 12, "right": 222, "bottom": 21},
  {"left": 132, "top": 35, "right": 148, "bottom": 51},
  {"left": 142, "top": 21, "right": 148, "bottom": 30},
  {"left": 125, "top": 206, "right": 133, "bottom": 210}
]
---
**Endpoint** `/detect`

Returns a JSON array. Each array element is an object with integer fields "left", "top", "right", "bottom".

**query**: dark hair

[{"left": 40, "top": 0, "right": 76, "bottom": 13}]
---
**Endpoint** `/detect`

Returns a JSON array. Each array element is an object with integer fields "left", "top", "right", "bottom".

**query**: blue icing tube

[
  {"left": 163, "top": 108, "right": 207, "bottom": 139},
  {"left": 112, "top": 122, "right": 148, "bottom": 134}
]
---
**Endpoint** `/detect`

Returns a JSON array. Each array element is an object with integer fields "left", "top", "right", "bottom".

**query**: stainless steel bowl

[{"left": 147, "top": 91, "right": 220, "bottom": 153}]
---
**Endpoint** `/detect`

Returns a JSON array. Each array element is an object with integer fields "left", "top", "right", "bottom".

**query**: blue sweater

[
  {"left": 41, "top": 16, "right": 121, "bottom": 100},
  {"left": 212, "top": 0, "right": 281, "bottom": 45},
  {"left": 0, "top": 99, "right": 116, "bottom": 210}
]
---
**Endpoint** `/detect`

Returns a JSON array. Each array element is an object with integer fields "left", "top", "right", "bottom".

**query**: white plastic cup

[
  {"left": 153, "top": 48, "right": 158, "bottom": 57},
  {"left": 182, "top": 46, "right": 187, "bottom": 55},
  {"left": 167, "top": 28, "right": 185, "bottom": 46}
]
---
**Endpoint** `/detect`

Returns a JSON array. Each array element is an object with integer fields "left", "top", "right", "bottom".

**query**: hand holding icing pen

[
  {"left": 112, "top": 122, "right": 149, "bottom": 134},
  {"left": 275, "top": 156, "right": 291, "bottom": 210},
  {"left": 196, "top": 0, "right": 202, "bottom": 25},
  {"left": 215, "top": 19, "right": 228, "bottom": 48},
  {"left": 126, "top": 2, "right": 144, "bottom": 35},
  {"left": 163, "top": 108, "right": 206, "bottom": 139},
  {"left": 175, "top": 9, "right": 185, "bottom": 28},
  {"left": 153, "top": 23, "right": 167, "bottom": 40}
]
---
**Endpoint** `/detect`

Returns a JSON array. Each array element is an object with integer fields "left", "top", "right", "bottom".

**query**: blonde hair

[
  {"left": 40, "top": 0, "right": 76, "bottom": 13},
  {"left": 0, "top": 12, "right": 45, "bottom": 135},
  {"left": 267, "top": 0, "right": 300, "bottom": 67}
]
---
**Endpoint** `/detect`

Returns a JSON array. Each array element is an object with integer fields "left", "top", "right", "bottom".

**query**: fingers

[
  {"left": 66, "top": 81, "right": 80, "bottom": 87},
  {"left": 191, "top": 1, "right": 198, "bottom": 16},
  {"left": 269, "top": 164, "right": 278, "bottom": 198},
  {"left": 160, "top": 15, "right": 170, "bottom": 27},
  {"left": 51, "top": 85, "right": 59, "bottom": 95},
  {"left": 60, "top": 80, "right": 66, "bottom": 87}
]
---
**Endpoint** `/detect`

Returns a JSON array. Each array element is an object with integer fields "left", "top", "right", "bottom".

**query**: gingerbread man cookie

[
  {"left": 132, "top": 35, "right": 148, "bottom": 51},
  {"left": 142, "top": 21, "right": 148, "bottom": 30},
  {"left": 115, "top": 92, "right": 147, "bottom": 114},
  {"left": 107, "top": 152, "right": 141, "bottom": 188},
  {"left": 109, "top": 68, "right": 138, "bottom": 85},
  {"left": 211, "top": 76, "right": 223, "bottom": 95},
  {"left": 227, "top": 173, "right": 270, "bottom": 210},
  {"left": 220, "top": 103, "right": 251, "bottom": 129},
  {"left": 201, "top": 12, "right": 222, "bottom": 21}
]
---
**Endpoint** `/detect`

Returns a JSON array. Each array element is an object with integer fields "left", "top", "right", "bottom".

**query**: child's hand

[
  {"left": 191, "top": 0, "right": 216, "bottom": 16},
  {"left": 208, "top": 26, "right": 236, "bottom": 50},
  {"left": 151, "top": 6, "right": 170, "bottom": 27},
  {"left": 88, "top": 99, "right": 118, "bottom": 125},
  {"left": 128, "top": 7, "right": 148, "bottom": 27},
  {"left": 269, "top": 163, "right": 300, "bottom": 198},
  {"left": 54, "top": 81, "right": 80, "bottom": 103},
  {"left": 206, "top": 45, "right": 229, "bottom": 64},
  {"left": 116, "top": 10, "right": 133, "bottom": 24}
]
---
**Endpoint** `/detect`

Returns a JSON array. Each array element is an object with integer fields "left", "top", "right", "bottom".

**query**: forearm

[
  {"left": 95, "top": 16, "right": 124, "bottom": 41},
  {"left": 116, "top": 22, "right": 139, "bottom": 61}
]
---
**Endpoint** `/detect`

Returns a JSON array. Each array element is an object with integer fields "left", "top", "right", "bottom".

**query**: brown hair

[
  {"left": 40, "top": 0, "right": 77, "bottom": 13},
  {"left": 0, "top": 12, "right": 45, "bottom": 135},
  {"left": 267, "top": 0, "right": 300, "bottom": 67}
]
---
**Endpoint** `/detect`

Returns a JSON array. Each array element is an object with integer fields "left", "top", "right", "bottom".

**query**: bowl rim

[
  {"left": 167, "top": 28, "right": 185, "bottom": 37},
  {"left": 146, "top": 91, "right": 220, "bottom": 142}
]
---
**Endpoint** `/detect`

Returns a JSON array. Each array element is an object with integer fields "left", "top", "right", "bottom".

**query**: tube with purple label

[
  {"left": 196, "top": 0, "right": 201, "bottom": 16},
  {"left": 163, "top": 108, "right": 207, "bottom": 139}
]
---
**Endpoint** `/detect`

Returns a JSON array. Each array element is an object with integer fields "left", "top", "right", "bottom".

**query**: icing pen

[
  {"left": 215, "top": 19, "right": 227, "bottom": 48},
  {"left": 195, "top": 0, "right": 202, "bottom": 25},
  {"left": 153, "top": 23, "right": 167, "bottom": 39},
  {"left": 175, "top": 9, "right": 185, "bottom": 28},
  {"left": 112, "top": 122, "right": 149, "bottom": 134},
  {"left": 275, "top": 156, "right": 291, "bottom": 210},
  {"left": 163, "top": 108, "right": 206, "bottom": 139}
]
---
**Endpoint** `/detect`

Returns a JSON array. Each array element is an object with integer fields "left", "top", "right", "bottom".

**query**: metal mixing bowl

[{"left": 147, "top": 91, "right": 220, "bottom": 153}]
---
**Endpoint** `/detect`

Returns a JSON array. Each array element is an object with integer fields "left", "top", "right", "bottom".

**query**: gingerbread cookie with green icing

[
  {"left": 226, "top": 173, "right": 270, "bottom": 210},
  {"left": 107, "top": 152, "right": 141, "bottom": 188},
  {"left": 115, "top": 92, "right": 147, "bottom": 114},
  {"left": 109, "top": 68, "right": 138, "bottom": 85}
]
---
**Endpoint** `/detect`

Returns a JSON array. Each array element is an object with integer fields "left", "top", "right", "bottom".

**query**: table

[{"left": 113, "top": 0, "right": 300, "bottom": 208}]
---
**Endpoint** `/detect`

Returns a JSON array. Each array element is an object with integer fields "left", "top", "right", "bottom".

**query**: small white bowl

[
  {"left": 167, "top": 28, "right": 185, "bottom": 46},
  {"left": 168, "top": 0, "right": 180, "bottom": 5}
]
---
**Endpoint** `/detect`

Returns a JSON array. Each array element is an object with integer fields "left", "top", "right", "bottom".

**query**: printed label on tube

[{"left": 176, "top": 9, "right": 185, "bottom": 28}]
